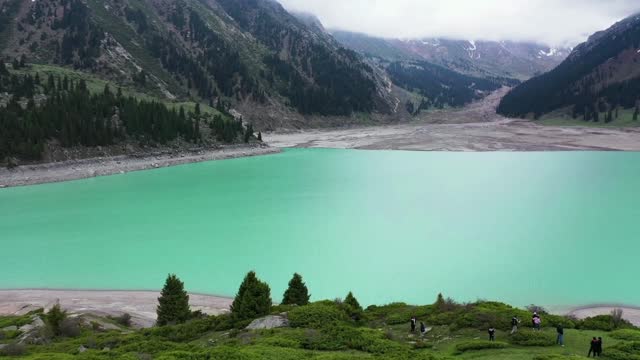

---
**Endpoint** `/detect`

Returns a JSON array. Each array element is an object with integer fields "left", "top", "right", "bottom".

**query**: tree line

[
  {"left": 387, "top": 61, "right": 501, "bottom": 109},
  {"left": 0, "top": 64, "right": 249, "bottom": 162},
  {"left": 156, "top": 271, "right": 363, "bottom": 327}
]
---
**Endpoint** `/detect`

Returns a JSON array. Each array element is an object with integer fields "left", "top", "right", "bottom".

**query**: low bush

[
  {"left": 0, "top": 329, "right": 21, "bottom": 340},
  {"left": 533, "top": 355, "right": 584, "bottom": 360},
  {"left": 59, "top": 318, "right": 81, "bottom": 338},
  {"left": 509, "top": 329, "right": 555, "bottom": 346},
  {"left": 606, "top": 341, "right": 640, "bottom": 360},
  {"left": 0, "top": 342, "right": 27, "bottom": 356},
  {"left": 454, "top": 340, "right": 508, "bottom": 353},
  {"left": 299, "top": 324, "right": 406, "bottom": 354},
  {"left": 146, "top": 315, "right": 232, "bottom": 342},
  {"left": 365, "top": 303, "right": 430, "bottom": 326},
  {"left": 576, "top": 314, "right": 634, "bottom": 331},
  {"left": 610, "top": 329, "right": 640, "bottom": 341},
  {"left": 288, "top": 302, "right": 350, "bottom": 329},
  {"left": 109, "top": 313, "right": 132, "bottom": 327}
]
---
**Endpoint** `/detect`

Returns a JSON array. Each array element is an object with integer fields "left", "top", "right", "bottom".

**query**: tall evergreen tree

[
  {"left": 343, "top": 291, "right": 363, "bottom": 321},
  {"left": 230, "top": 271, "right": 272, "bottom": 321},
  {"left": 243, "top": 123, "right": 254, "bottom": 143},
  {"left": 344, "top": 291, "right": 362, "bottom": 311},
  {"left": 282, "top": 273, "right": 310, "bottom": 306},
  {"left": 156, "top": 274, "right": 191, "bottom": 326},
  {"left": 634, "top": 106, "right": 639, "bottom": 121}
]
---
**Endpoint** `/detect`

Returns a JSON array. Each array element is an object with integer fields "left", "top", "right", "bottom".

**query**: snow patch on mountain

[{"left": 539, "top": 48, "right": 559, "bottom": 57}]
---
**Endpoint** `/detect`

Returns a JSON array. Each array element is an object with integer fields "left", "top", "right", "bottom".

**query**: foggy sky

[{"left": 278, "top": 0, "right": 640, "bottom": 46}]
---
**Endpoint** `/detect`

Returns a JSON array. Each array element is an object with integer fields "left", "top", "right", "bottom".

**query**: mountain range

[
  {"left": 332, "top": 31, "right": 570, "bottom": 81},
  {"left": 0, "top": 0, "right": 637, "bottom": 131},
  {"left": 498, "top": 13, "right": 640, "bottom": 121}
]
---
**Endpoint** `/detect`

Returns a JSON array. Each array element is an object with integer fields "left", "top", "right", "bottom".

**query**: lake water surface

[{"left": 1, "top": 148, "right": 639, "bottom": 308}]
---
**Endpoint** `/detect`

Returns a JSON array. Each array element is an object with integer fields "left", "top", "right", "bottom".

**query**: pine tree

[
  {"left": 244, "top": 123, "right": 254, "bottom": 143},
  {"left": 230, "top": 271, "right": 272, "bottom": 321},
  {"left": 343, "top": 291, "right": 363, "bottom": 321},
  {"left": 282, "top": 273, "right": 310, "bottom": 306},
  {"left": 435, "top": 293, "right": 446, "bottom": 310},
  {"left": 44, "top": 303, "right": 67, "bottom": 336},
  {"left": 257, "top": 132, "right": 262, "bottom": 142},
  {"left": 634, "top": 106, "right": 639, "bottom": 121},
  {"left": 0, "top": 61, "right": 7, "bottom": 76},
  {"left": 156, "top": 274, "right": 191, "bottom": 326}
]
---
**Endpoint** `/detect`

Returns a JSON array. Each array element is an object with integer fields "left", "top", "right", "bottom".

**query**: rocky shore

[{"left": 0, "top": 145, "right": 281, "bottom": 188}]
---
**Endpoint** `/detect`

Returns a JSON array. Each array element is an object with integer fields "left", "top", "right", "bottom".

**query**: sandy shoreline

[
  {"left": 268, "top": 120, "right": 640, "bottom": 151},
  {"left": 1, "top": 289, "right": 638, "bottom": 328},
  {"left": 0, "top": 145, "right": 281, "bottom": 188},
  {"left": 0, "top": 289, "right": 233, "bottom": 328}
]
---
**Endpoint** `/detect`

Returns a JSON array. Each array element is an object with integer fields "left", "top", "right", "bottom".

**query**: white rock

[{"left": 246, "top": 315, "right": 289, "bottom": 330}]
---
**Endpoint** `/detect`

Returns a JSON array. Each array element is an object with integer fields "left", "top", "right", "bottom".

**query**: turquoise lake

[{"left": 1, "top": 148, "right": 639, "bottom": 308}]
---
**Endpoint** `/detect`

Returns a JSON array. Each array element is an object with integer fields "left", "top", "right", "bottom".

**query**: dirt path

[
  {"left": 0, "top": 290, "right": 232, "bottom": 328},
  {"left": 0, "top": 145, "right": 280, "bottom": 188}
]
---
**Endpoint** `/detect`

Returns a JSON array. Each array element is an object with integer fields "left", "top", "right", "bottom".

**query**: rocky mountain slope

[
  {"left": 498, "top": 14, "right": 640, "bottom": 120},
  {"left": 0, "top": 0, "right": 395, "bottom": 128}
]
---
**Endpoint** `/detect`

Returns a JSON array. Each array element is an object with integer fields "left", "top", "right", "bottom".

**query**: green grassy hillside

[{"left": 1, "top": 274, "right": 637, "bottom": 360}]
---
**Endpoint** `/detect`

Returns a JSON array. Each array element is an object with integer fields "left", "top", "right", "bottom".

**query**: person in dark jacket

[
  {"left": 410, "top": 317, "right": 416, "bottom": 333},
  {"left": 511, "top": 316, "right": 520, "bottom": 334},
  {"left": 588, "top": 337, "right": 598, "bottom": 357},
  {"left": 556, "top": 324, "right": 564, "bottom": 346},
  {"left": 488, "top": 327, "right": 496, "bottom": 341},
  {"left": 420, "top": 322, "right": 427, "bottom": 337}
]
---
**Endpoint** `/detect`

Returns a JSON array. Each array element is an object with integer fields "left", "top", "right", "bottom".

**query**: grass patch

[
  {"left": 509, "top": 330, "right": 556, "bottom": 346},
  {"left": 454, "top": 340, "right": 508, "bottom": 353}
]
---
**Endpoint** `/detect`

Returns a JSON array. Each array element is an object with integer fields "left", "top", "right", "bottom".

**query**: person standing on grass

[
  {"left": 533, "top": 314, "right": 542, "bottom": 331},
  {"left": 596, "top": 337, "right": 603, "bottom": 357},
  {"left": 410, "top": 317, "right": 416, "bottom": 333},
  {"left": 511, "top": 315, "right": 520, "bottom": 334},
  {"left": 420, "top": 322, "right": 427, "bottom": 337},
  {"left": 556, "top": 324, "right": 564, "bottom": 347},
  {"left": 488, "top": 327, "right": 496, "bottom": 341},
  {"left": 588, "top": 337, "right": 598, "bottom": 357}
]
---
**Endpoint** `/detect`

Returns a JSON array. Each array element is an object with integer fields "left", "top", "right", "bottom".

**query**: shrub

[
  {"left": 610, "top": 329, "right": 640, "bottom": 341},
  {"left": 455, "top": 340, "right": 508, "bottom": 353},
  {"left": 606, "top": 341, "right": 640, "bottom": 360},
  {"left": 509, "top": 329, "right": 555, "bottom": 346},
  {"left": 59, "top": 318, "right": 81, "bottom": 338},
  {"left": 0, "top": 343, "right": 27, "bottom": 356},
  {"left": 0, "top": 330, "right": 18, "bottom": 341},
  {"left": 111, "top": 313, "right": 132, "bottom": 327},
  {"left": 288, "top": 302, "right": 350, "bottom": 329},
  {"left": 577, "top": 314, "right": 633, "bottom": 331},
  {"left": 301, "top": 324, "right": 406, "bottom": 354},
  {"left": 534, "top": 355, "right": 584, "bottom": 360}
]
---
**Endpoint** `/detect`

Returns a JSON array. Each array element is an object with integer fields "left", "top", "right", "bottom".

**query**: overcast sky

[{"left": 277, "top": 0, "right": 640, "bottom": 46}]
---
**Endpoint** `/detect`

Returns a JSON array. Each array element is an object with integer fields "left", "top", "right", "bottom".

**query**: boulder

[
  {"left": 78, "top": 345, "right": 87, "bottom": 353},
  {"left": 2, "top": 326, "right": 18, "bottom": 331},
  {"left": 246, "top": 315, "right": 289, "bottom": 330}
]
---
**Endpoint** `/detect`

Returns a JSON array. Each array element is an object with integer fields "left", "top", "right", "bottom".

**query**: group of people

[
  {"left": 410, "top": 317, "right": 428, "bottom": 336},
  {"left": 588, "top": 337, "right": 604, "bottom": 357},
  {"left": 410, "top": 311, "right": 606, "bottom": 356}
]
